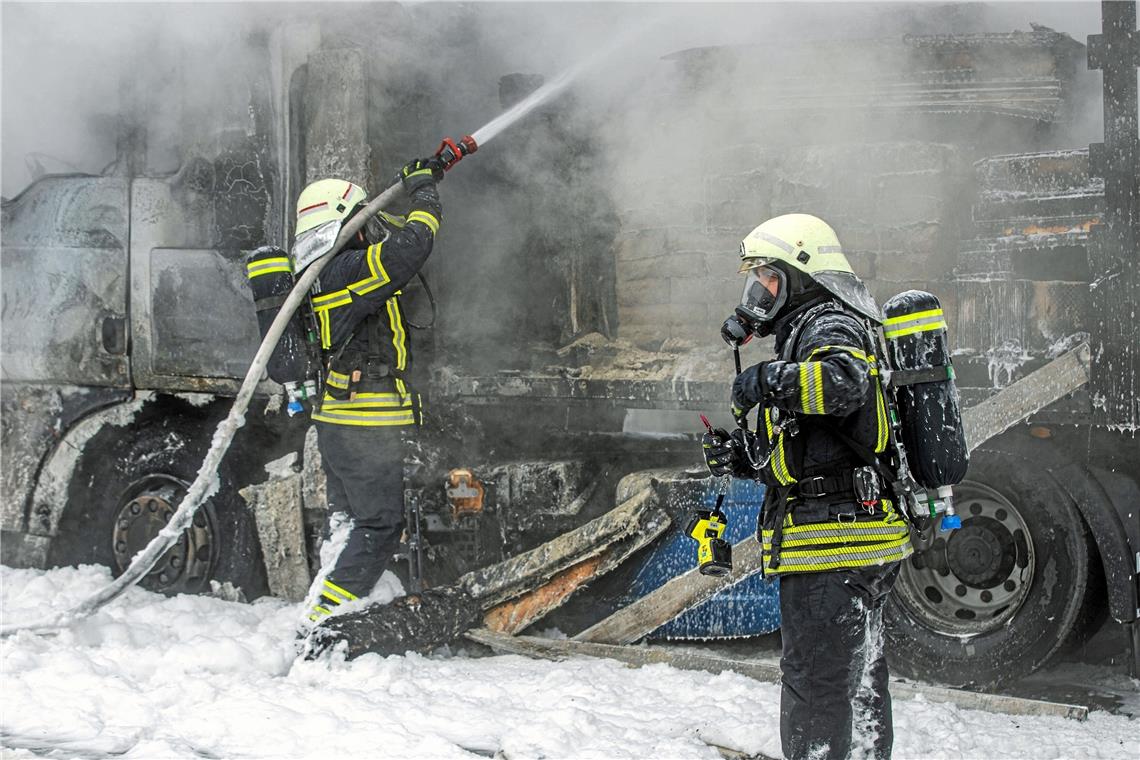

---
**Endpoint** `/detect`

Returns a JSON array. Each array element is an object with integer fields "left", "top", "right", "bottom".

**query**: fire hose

[{"left": 0, "top": 137, "right": 477, "bottom": 637}]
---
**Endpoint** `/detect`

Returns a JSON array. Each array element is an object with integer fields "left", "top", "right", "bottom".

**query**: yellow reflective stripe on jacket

[
  {"left": 320, "top": 392, "right": 413, "bottom": 410},
  {"left": 313, "top": 393, "right": 416, "bottom": 426},
  {"left": 246, "top": 258, "right": 292, "bottom": 278},
  {"left": 312, "top": 290, "right": 353, "bottom": 310},
  {"left": 763, "top": 408, "right": 797, "bottom": 486},
  {"left": 310, "top": 244, "right": 396, "bottom": 349},
  {"left": 805, "top": 344, "right": 889, "bottom": 453},
  {"left": 310, "top": 244, "right": 392, "bottom": 309},
  {"left": 806, "top": 344, "right": 875, "bottom": 369},
  {"left": 316, "top": 310, "right": 330, "bottom": 349},
  {"left": 349, "top": 244, "right": 392, "bottom": 297},
  {"left": 386, "top": 298, "right": 408, "bottom": 372},
  {"left": 799, "top": 361, "right": 825, "bottom": 415},
  {"left": 761, "top": 534, "right": 912, "bottom": 574},
  {"left": 366, "top": 243, "right": 390, "bottom": 283},
  {"left": 326, "top": 370, "right": 350, "bottom": 390},
  {"left": 765, "top": 520, "right": 911, "bottom": 551},
  {"left": 883, "top": 308, "right": 947, "bottom": 339},
  {"left": 406, "top": 210, "right": 440, "bottom": 235},
  {"left": 312, "top": 407, "right": 416, "bottom": 427},
  {"left": 873, "top": 379, "right": 889, "bottom": 452}
]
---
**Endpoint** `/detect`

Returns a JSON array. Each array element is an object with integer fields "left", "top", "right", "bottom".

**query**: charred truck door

[
  {"left": 1, "top": 176, "right": 131, "bottom": 387},
  {"left": 1, "top": 176, "right": 133, "bottom": 566},
  {"left": 129, "top": 169, "right": 263, "bottom": 392}
]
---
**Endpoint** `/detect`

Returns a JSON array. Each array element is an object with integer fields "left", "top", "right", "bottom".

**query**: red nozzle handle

[
  {"left": 700, "top": 414, "right": 713, "bottom": 433},
  {"left": 435, "top": 135, "right": 479, "bottom": 171}
]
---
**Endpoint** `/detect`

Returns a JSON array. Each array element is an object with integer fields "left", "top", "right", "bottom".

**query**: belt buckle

[
  {"left": 800, "top": 476, "right": 827, "bottom": 498},
  {"left": 837, "top": 511, "right": 857, "bottom": 523}
]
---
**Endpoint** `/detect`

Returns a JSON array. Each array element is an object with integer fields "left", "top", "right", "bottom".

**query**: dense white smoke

[
  {"left": 1, "top": 2, "right": 1108, "bottom": 363},
  {"left": 2, "top": 3, "right": 1104, "bottom": 198}
]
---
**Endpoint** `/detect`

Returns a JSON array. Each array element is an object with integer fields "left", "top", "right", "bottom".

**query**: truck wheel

[
  {"left": 49, "top": 400, "right": 270, "bottom": 599},
  {"left": 883, "top": 448, "right": 1093, "bottom": 688}
]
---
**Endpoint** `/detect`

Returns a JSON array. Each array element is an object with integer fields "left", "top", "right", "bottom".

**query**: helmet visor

[{"left": 739, "top": 264, "right": 787, "bottom": 323}]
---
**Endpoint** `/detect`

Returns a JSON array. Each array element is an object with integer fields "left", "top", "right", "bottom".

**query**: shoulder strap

[
  {"left": 781, "top": 300, "right": 848, "bottom": 362},
  {"left": 832, "top": 426, "right": 895, "bottom": 483}
]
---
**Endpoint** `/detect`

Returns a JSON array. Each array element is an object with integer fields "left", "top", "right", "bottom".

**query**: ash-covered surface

[
  {"left": 553, "top": 333, "right": 741, "bottom": 385},
  {"left": 305, "top": 586, "right": 482, "bottom": 661}
]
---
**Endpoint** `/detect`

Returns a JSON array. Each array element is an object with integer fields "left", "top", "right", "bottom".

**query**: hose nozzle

[{"left": 436, "top": 135, "right": 479, "bottom": 171}]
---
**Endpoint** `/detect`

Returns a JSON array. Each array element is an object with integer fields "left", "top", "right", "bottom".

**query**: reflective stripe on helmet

[{"left": 295, "top": 179, "right": 367, "bottom": 237}]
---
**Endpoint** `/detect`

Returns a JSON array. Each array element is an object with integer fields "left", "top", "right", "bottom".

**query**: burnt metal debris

[{"left": 304, "top": 481, "right": 668, "bottom": 659}]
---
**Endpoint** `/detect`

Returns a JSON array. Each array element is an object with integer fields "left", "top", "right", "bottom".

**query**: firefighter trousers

[
  {"left": 315, "top": 421, "right": 409, "bottom": 599},
  {"left": 779, "top": 562, "right": 901, "bottom": 760}
]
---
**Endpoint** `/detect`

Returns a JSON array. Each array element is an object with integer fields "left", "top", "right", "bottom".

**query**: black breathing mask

[
  {"left": 721, "top": 264, "right": 788, "bottom": 342},
  {"left": 721, "top": 311, "right": 753, "bottom": 346}
]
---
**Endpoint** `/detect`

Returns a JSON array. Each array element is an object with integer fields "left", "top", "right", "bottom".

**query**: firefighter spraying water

[{"left": 0, "top": 31, "right": 629, "bottom": 638}]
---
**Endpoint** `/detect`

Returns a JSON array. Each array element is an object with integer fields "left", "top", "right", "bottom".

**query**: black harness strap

[
  {"left": 254, "top": 293, "right": 290, "bottom": 312},
  {"left": 766, "top": 484, "right": 794, "bottom": 573},
  {"left": 891, "top": 366, "right": 951, "bottom": 387}
]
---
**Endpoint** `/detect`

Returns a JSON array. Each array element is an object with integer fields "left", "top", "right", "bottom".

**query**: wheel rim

[
  {"left": 111, "top": 475, "right": 216, "bottom": 594},
  {"left": 894, "top": 480, "right": 1035, "bottom": 636}
]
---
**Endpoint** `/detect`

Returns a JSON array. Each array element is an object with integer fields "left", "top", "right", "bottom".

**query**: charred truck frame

[{"left": 2, "top": 5, "right": 1138, "bottom": 687}]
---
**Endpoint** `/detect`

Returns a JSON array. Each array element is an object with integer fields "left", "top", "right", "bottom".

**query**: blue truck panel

[{"left": 619, "top": 478, "right": 781, "bottom": 639}]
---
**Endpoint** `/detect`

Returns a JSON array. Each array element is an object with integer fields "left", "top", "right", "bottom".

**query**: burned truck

[{"left": 2, "top": 7, "right": 1137, "bottom": 688}]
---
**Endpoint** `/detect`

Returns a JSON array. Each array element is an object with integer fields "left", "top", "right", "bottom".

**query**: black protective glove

[
  {"left": 398, "top": 157, "right": 443, "bottom": 194},
  {"left": 702, "top": 427, "right": 737, "bottom": 477},
  {"left": 703, "top": 427, "right": 759, "bottom": 478},
  {"left": 731, "top": 362, "right": 769, "bottom": 420}
]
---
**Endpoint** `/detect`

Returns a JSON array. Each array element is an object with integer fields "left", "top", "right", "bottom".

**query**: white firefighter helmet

[
  {"left": 737, "top": 213, "right": 882, "bottom": 322},
  {"left": 291, "top": 179, "right": 368, "bottom": 274},
  {"left": 295, "top": 179, "right": 367, "bottom": 237}
]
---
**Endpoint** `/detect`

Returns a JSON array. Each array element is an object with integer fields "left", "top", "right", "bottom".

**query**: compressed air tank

[
  {"left": 882, "top": 290, "right": 969, "bottom": 488},
  {"left": 245, "top": 246, "right": 318, "bottom": 387}
]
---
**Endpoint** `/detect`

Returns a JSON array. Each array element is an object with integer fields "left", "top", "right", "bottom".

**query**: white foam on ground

[{"left": 2, "top": 564, "right": 1137, "bottom": 759}]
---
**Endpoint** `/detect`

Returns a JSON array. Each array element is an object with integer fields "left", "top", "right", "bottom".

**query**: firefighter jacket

[
  {"left": 749, "top": 297, "right": 913, "bottom": 575},
  {"left": 309, "top": 184, "right": 441, "bottom": 427}
]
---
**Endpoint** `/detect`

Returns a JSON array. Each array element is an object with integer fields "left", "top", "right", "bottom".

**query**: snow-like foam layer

[{"left": 2, "top": 564, "right": 1137, "bottom": 759}]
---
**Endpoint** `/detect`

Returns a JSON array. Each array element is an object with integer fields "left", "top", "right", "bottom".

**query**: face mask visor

[{"left": 738, "top": 264, "right": 787, "bottom": 327}]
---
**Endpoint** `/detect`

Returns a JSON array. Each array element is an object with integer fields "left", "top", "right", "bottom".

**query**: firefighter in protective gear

[
  {"left": 703, "top": 213, "right": 910, "bottom": 760},
  {"left": 297, "top": 159, "right": 443, "bottom": 623}
]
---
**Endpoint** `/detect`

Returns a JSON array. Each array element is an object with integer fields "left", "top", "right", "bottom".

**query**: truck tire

[
  {"left": 49, "top": 397, "right": 270, "bottom": 599},
  {"left": 883, "top": 447, "right": 1094, "bottom": 688}
]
